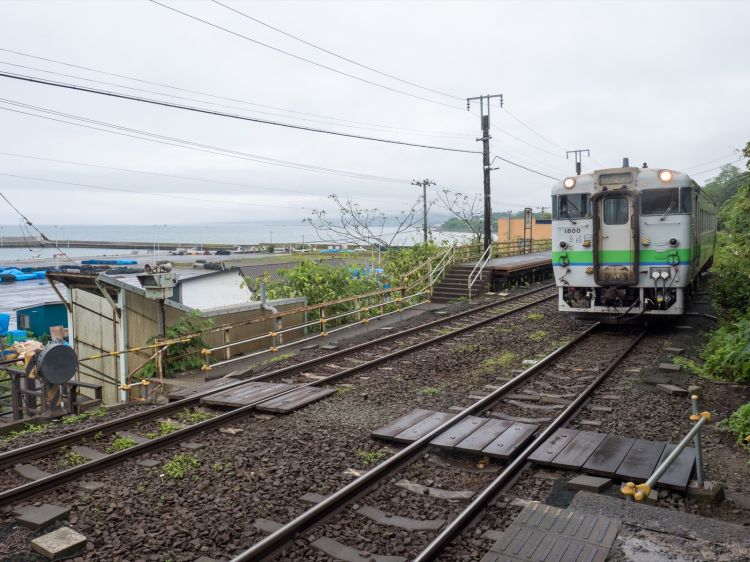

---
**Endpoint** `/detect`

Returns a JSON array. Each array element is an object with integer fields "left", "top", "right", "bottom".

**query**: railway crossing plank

[
  {"left": 256, "top": 387, "right": 336, "bottom": 414},
  {"left": 582, "top": 435, "right": 635, "bottom": 476},
  {"left": 393, "top": 411, "right": 456, "bottom": 443},
  {"left": 528, "top": 429, "right": 579, "bottom": 465},
  {"left": 430, "top": 416, "right": 488, "bottom": 448},
  {"left": 455, "top": 419, "right": 513, "bottom": 454},
  {"left": 615, "top": 439, "right": 667, "bottom": 482},
  {"left": 167, "top": 377, "right": 242, "bottom": 401},
  {"left": 482, "top": 422, "right": 538, "bottom": 460},
  {"left": 200, "top": 381, "right": 294, "bottom": 408},
  {"left": 656, "top": 444, "right": 697, "bottom": 491},
  {"left": 483, "top": 501, "right": 620, "bottom": 562},
  {"left": 371, "top": 409, "right": 435, "bottom": 440},
  {"left": 550, "top": 431, "right": 607, "bottom": 470}
]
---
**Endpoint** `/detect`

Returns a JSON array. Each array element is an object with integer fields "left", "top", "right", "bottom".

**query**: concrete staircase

[{"left": 431, "top": 263, "right": 489, "bottom": 303}]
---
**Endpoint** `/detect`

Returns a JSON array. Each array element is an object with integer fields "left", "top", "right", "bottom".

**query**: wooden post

[{"left": 223, "top": 328, "right": 231, "bottom": 361}]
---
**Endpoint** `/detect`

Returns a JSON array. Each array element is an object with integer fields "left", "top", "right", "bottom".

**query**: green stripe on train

[{"left": 552, "top": 248, "right": 692, "bottom": 264}]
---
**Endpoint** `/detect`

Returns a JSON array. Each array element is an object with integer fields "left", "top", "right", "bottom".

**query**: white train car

[{"left": 551, "top": 161, "right": 716, "bottom": 318}]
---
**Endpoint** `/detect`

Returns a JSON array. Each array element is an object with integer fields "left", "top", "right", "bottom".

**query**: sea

[{"left": 0, "top": 221, "right": 473, "bottom": 262}]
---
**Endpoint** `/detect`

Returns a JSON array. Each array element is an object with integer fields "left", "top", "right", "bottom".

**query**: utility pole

[
  {"left": 467, "top": 94, "right": 503, "bottom": 251},
  {"left": 411, "top": 178, "right": 435, "bottom": 244},
  {"left": 566, "top": 149, "right": 590, "bottom": 175}
]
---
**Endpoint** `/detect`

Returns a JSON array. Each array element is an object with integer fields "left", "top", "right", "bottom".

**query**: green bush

[
  {"left": 139, "top": 311, "right": 213, "bottom": 378},
  {"left": 700, "top": 316, "right": 750, "bottom": 382},
  {"left": 719, "top": 403, "right": 750, "bottom": 447},
  {"left": 711, "top": 183, "right": 750, "bottom": 316}
]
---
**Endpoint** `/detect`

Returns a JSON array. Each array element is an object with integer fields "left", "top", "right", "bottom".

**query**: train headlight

[
  {"left": 563, "top": 177, "right": 576, "bottom": 189},
  {"left": 658, "top": 169, "right": 673, "bottom": 183}
]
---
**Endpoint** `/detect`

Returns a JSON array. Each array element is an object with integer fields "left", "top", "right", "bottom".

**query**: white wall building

[{"left": 173, "top": 269, "right": 252, "bottom": 310}]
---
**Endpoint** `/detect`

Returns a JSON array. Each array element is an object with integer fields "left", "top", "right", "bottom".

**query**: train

[{"left": 551, "top": 159, "right": 717, "bottom": 318}]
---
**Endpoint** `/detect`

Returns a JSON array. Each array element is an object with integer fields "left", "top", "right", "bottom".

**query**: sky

[{"left": 0, "top": 0, "right": 748, "bottom": 227}]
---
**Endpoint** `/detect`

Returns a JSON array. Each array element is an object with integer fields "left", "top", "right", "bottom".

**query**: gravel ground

[
  {"left": 0, "top": 293, "right": 581, "bottom": 562},
  {"left": 4, "top": 281, "right": 748, "bottom": 562},
  {"left": 0, "top": 404, "right": 156, "bottom": 453}
]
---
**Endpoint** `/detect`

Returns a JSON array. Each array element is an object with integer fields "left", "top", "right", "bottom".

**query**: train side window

[
  {"left": 555, "top": 194, "right": 589, "bottom": 219},
  {"left": 679, "top": 187, "right": 692, "bottom": 213},
  {"left": 603, "top": 196, "right": 629, "bottom": 225}
]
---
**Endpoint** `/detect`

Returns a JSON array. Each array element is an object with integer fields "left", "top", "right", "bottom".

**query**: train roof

[{"left": 551, "top": 166, "right": 695, "bottom": 195}]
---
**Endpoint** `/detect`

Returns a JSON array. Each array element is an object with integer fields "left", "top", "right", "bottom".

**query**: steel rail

[
  {"left": 229, "top": 322, "right": 602, "bottom": 562},
  {"left": 0, "top": 288, "right": 557, "bottom": 506},
  {"left": 412, "top": 328, "right": 648, "bottom": 561},
  {"left": 0, "top": 285, "right": 553, "bottom": 470}
]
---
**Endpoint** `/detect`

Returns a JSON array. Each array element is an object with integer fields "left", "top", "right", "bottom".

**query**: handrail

[{"left": 468, "top": 243, "right": 493, "bottom": 296}]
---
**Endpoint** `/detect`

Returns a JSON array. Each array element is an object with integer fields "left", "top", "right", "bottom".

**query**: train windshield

[
  {"left": 641, "top": 187, "right": 692, "bottom": 215},
  {"left": 553, "top": 194, "right": 590, "bottom": 219}
]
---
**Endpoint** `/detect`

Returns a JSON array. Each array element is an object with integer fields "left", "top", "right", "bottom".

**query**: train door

[{"left": 593, "top": 193, "right": 638, "bottom": 285}]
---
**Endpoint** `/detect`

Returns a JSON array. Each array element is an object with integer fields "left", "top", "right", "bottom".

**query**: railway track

[
  {"left": 229, "top": 324, "right": 647, "bottom": 561},
  {"left": 0, "top": 284, "right": 557, "bottom": 506}
]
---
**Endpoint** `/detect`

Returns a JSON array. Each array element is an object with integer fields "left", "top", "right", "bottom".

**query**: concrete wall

[
  {"left": 497, "top": 218, "right": 552, "bottom": 243},
  {"left": 177, "top": 270, "right": 253, "bottom": 310}
]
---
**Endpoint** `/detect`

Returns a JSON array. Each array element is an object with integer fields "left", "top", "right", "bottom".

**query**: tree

[
  {"left": 432, "top": 189, "right": 483, "bottom": 243},
  {"left": 703, "top": 164, "right": 749, "bottom": 208},
  {"left": 305, "top": 194, "right": 426, "bottom": 248}
]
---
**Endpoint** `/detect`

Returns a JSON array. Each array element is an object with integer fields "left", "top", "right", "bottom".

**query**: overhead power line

[
  {"left": 503, "top": 108, "right": 567, "bottom": 152},
  {"left": 0, "top": 60, "right": 472, "bottom": 140},
  {"left": 150, "top": 0, "right": 462, "bottom": 111},
  {"left": 0, "top": 71, "right": 480, "bottom": 154},
  {"left": 0, "top": 191, "right": 76, "bottom": 264},
  {"left": 211, "top": 0, "right": 463, "bottom": 101},
  {"left": 0, "top": 172, "right": 315, "bottom": 211},
  {"left": 0, "top": 47, "right": 471, "bottom": 138},
  {"left": 0, "top": 99, "right": 411, "bottom": 184},
  {"left": 0, "top": 151, "right": 411, "bottom": 206},
  {"left": 690, "top": 158, "right": 745, "bottom": 177},
  {"left": 490, "top": 155, "right": 560, "bottom": 181}
]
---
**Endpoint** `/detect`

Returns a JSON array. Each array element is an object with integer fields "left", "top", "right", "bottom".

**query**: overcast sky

[{"left": 0, "top": 0, "right": 748, "bottom": 226}]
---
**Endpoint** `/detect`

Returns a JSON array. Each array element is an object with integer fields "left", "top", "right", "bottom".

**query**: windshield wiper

[{"left": 659, "top": 199, "right": 675, "bottom": 221}]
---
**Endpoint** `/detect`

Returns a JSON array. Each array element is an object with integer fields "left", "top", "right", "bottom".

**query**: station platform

[
  {"left": 432, "top": 251, "right": 553, "bottom": 301},
  {"left": 468, "top": 251, "right": 552, "bottom": 276}
]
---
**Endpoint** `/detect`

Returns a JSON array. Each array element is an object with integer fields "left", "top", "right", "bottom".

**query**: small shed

[
  {"left": 172, "top": 269, "right": 252, "bottom": 309},
  {"left": 15, "top": 301, "right": 68, "bottom": 338}
]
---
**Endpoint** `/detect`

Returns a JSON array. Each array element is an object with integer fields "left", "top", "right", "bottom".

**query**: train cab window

[
  {"left": 553, "top": 194, "right": 589, "bottom": 219},
  {"left": 603, "top": 196, "right": 629, "bottom": 225},
  {"left": 641, "top": 187, "right": 692, "bottom": 215}
]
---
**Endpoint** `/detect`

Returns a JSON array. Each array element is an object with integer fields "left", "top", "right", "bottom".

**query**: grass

[
  {"left": 529, "top": 330, "right": 548, "bottom": 342},
  {"left": 672, "top": 355, "right": 701, "bottom": 375},
  {"left": 258, "top": 352, "right": 296, "bottom": 369},
  {"left": 158, "top": 421, "right": 182, "bottom": 436},
  {"left": 420, "top": 387, "right": 441, "bottom": 396},
  {"left": 62, "top": 450, "right": 87, "bottom": 467},
  {"left": 211, "top": 461, "right": 234, "bottom": 473},
  {"left": 2, "top": 423, "right": 47, "bottom": 442},
  {"left": 106, "top": 436, "right": 137, "bottom": 453},
  {"left": 526, "top": 313, "right": 544, "bottom": 321},
  {"left": 480, "top": 351, "right": 518, "bottom": 372},
  {"left": 61, "top": 413, "right": 90, "bottom": 425},
  {"left": 177, "top": 409, "right": 214, "bottom": 424},
  {"left": 356, "top": 449, "right": 386, "bottom": 466},
  {"left": 163, "top": 453, "right": 200, "bottom": 479}
]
